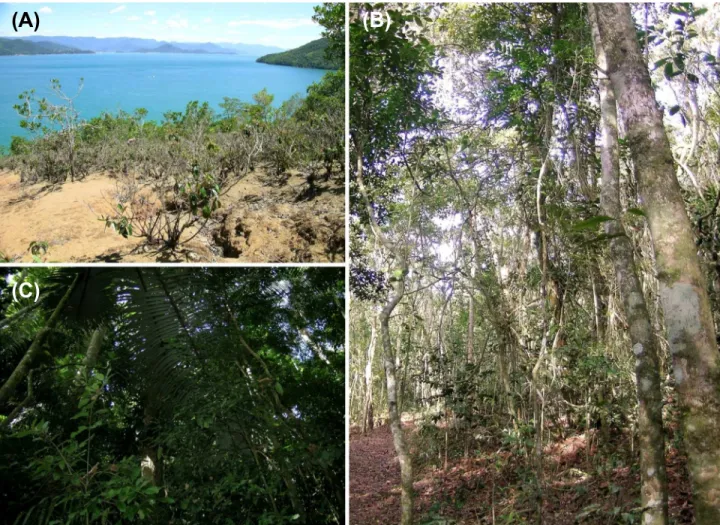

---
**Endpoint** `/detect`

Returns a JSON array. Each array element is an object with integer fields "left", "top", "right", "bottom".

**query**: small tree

[
  {"left": 101, "top": 165, "right": 221, "bottom": 254},
  {"left": 14, "top": 79, "right": 87, "bottom": 183}
]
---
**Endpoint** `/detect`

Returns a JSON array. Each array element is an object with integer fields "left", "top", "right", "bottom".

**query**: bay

[{"left": 0, "top": 53, "right": 326, "bottom": 148}]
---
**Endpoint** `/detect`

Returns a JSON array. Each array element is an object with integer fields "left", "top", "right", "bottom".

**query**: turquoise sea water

[{"left": 0, "top": 53, "right": 326, "bottom": 148}]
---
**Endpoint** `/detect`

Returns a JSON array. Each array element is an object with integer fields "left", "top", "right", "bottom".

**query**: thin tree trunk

[
  {"left": 363, "top": 317, "right": 378, "bottom": 432},
  {"left": 588, "top": 9, "right": 669, "bottom": 523},
  {"left": 0, "top": 274, "right": 80, "bottom": 408},
  {"left": 467, "top": 286, "right": 475, "bottom": 363},
  {"left": 593, "top": 4, "right": 720, "bottom": 522},
  {"left": 379, "top": 269, "right": 414, "bottom": 525},
  {"left": 356, "top": 144, "right": 414, "bottom": 525},
  {"left": 497, "top": 338, "right": 516, "bottom": 423}
]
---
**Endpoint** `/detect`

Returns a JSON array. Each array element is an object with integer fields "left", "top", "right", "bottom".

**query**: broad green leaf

[{"left": 571, "top": 216, "right": 614, "bottom": 231}]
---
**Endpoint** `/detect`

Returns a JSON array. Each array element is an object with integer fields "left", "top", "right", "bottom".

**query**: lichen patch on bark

[{"left": 660, "top": 282, "right": 702, "bottom": 356}]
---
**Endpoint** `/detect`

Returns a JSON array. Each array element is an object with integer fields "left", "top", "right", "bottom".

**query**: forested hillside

[
  {"left": 350, "top": 3, "right": 720, "bottom": 524},
  {"left": 0, "top": 37, "right": 90, "bottom": 56},
  {"left": 16, "top": 36, "right": 282, "bottom": 55},
  {"left": 0, "top": 267, "right": 344, "bottom": 524},
  {"left": 257, "top": 38, "right": 340, "bottom": 70}
]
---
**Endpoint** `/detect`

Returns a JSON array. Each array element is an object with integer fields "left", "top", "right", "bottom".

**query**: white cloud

[
  {"left": 203, "top": 18, "right": 212, "bottom": 24},
  {"left": 39, "top": 7, "right": 52, "bottom": 14},
  {"left": 127, "top": 16, "right": 141, "bottom": 22},
  {"left": 227, "top": 18, "right": 315, "bottom": 30},
  {"left": 109, "top": 5, "right": 126, "bottom": 15},
  {"left": 167, "top": 19, "right": 189, "bottom": 29},
  {"left": 151, "top": 20, "right": 158, "bottom": 25},
  {"left": 144, "top": 10, "right": 156, "bottom": 16}
]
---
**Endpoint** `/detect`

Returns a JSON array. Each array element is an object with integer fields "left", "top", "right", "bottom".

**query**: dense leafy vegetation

[
  {"left": 0, "top": 38, "right": 90, "bottom": 56},
  {"left": 350, "top": 3, "right": 720, "bottom": 524},
  {"left": 257, "top": 38, "right": 341, "bottom": 70},
  {"left": 0, "top": 267, "right": 344, "bottom": 524}
]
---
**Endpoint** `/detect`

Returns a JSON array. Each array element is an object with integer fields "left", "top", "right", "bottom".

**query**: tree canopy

[
  {"left": 1, "top": 267, "right": 344, "bottom": 524},
  {"left": 350, "top": 3, "right": 720, "bottom": 524}
]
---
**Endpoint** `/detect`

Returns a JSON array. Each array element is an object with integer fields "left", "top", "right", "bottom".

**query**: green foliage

[
  {"left": 10, "top": 369, "right": 168, "bottom": 523},
  {"left": 9, "top": 79, "right": 343, "bottom": 188},
  {"left": 349, "top": 2, "right": 442, "bottom": 297},
  {"left": 350, "top": 2, "right": 441, "bottom": 167},
  {"left": 12, "top": 79, "right": 89, "bottom": 183},
  {"left": 313, "top": 3, "right": 345, "bottom": 68},
  {"left": 296, "top": 71, "right": 345, "bottom": 174},
  {"left": 101, "top": 164, "right": 222, "bottom": 249},
  {"left": 571, "top": 215, "right": 615, "bottom": 231},
  {"left": 257, "top": 38, "right": 341, "bottom": 70},
  {"left": 0, "top": 267, "right": 344, "bottom": 524},
  {"left": 6, "top": 33, "right": 344, "bottom": 254},
  {"left": 8, "top": 5, "right": 345, "bottom": 190}
]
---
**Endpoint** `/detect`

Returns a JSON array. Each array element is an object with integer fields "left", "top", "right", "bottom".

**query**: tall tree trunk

[
  {"left": 0, "top": 274, "right": 80, "bottom": 408},
  {"left": 588, "top": 8, "right": 669, "bottom": 524},
  {"left": 497, "top": 337, "right": 516, "bottom": 422},
  {"left": 363, "top": 317, "right": 378, "bottom": 432},
  {"left": 467, "top": 287, "right": 475, "bottom": 364},
  {"left": 380, "top": 265, "right": 414, "bottom": 525},
  {"left": 467, "top": 243, "right": 477, "bottom": 363},
  {"left": 592, "top": 4, "right": 720, "bottom": 522},
  {"left": 356, "top": 146, "right": 414, "bottom": 525}
]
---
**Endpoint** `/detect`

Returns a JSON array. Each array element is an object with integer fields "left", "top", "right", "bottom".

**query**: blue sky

[{"left": 0, "top": 3, "right": 324, "bottom": 48}]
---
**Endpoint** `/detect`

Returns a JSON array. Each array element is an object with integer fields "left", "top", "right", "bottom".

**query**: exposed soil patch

[
  {"left": 350, "top": 424, "right": 694, "bottom": 524},
  {"left": 0, "top": 168, "right": 344, "bottom": 263}
]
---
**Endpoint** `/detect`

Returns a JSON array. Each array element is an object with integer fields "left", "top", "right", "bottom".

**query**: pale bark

[
  {"left": 379, "top": 269, "right": 414, "bottom": 525},
  {"left": 0, "top": 274, "right": 80, "bottom": 408},
  {"left": 497, "top": 338, "right": 516, "bottom": 422},
  {"left": 356, "top": 147, "right": 414, "bottom": 525},
  {"left": 593, "top": 4, "right": 720, "bottom": 522},
  {"left": 467, "top": 265, "right": 476, "bottom": 363},
  {"left": 589, "top": 7, "right": 669, "bottom": 523},
  {"left": 83, "top": 325, "right": 107, "bottom": 370},
  {"left": 363, "top": 317, "right": 378, "bottom": 432}
]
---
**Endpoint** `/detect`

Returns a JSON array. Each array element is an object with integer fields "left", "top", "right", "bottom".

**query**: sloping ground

[
  {"left": 350, "top": 424, "right": 694, "bottom": 524},
  {"left": 0, "top": 168, "right": 344, "bottom": 263},
  {"left": 350, "top": 425, "right": 404, "bottom": 524}
]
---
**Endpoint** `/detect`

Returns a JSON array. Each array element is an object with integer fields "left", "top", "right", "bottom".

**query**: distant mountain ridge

[
  {"left": 256, "top": 38, "right": 340, "bottom": 70},
  {"left": 136, "top": 43, "right": 234, "bottom": 55},
  {"left": 5, "top": 36, "right": 284, "bottom": 56},
  {"left": 0, "top": 37, "right": 91, "bottom": 56}
]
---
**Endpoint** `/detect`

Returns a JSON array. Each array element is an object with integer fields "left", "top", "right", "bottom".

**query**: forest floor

[
  {"left": 0, "top": 167, "right": 344, "bottom": 263},
  {"left": 350, "top": 423, "right": 694, "bottom": 524}
]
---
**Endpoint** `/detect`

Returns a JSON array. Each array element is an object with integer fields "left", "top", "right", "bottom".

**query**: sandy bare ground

[{"left": 0, "top": 168, "right": 344, "bottom": 263}]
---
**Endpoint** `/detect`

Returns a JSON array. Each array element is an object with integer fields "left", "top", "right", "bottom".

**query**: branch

[{"left": 0, "top": 274, "right": 80, "bottom": 408}]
